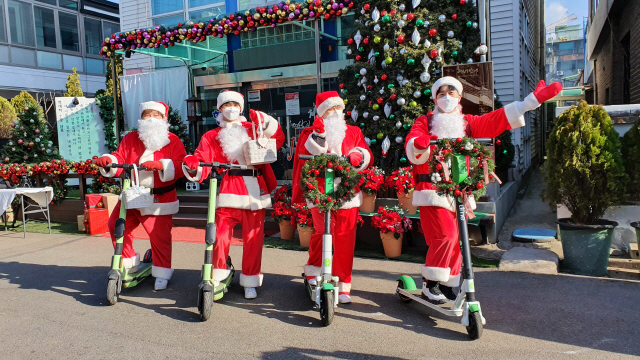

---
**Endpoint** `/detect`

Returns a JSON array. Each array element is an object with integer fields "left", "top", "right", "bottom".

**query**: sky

[{"left": 545, "top": 0, "right": 588, "bottom": 28}]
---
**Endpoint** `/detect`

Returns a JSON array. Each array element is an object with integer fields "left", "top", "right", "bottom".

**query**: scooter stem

[{"left": 456, "top": 198, "right": 476, "bottom": 302}]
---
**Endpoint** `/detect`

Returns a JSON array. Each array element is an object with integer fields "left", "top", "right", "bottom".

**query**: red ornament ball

[
  {"left": 456, "top": 138, "right": 463, "bottom": 143},
  {"left": 430, "top": 49, "right": 439, "bottom": 58},
  {"left": 397, "top": 35, "right": 405, "bottom": 44},
  {"left": 377, "top": 98, "right": 384, "bottom": 104},
  {"left": 436, "top": 164, "right": 443, "bottom": 170},
  {"left": 460, "top": 0, "right": 466, "bottom": 4},
  {"left": 429, "top": 28, "right": 437, "bottom": 37},
  {"left": 460, "top": 146, "right": 465, "bottom": 151},
  {"left": 496, "top": 139, "right": 502, "bottom": 146},
  {"left": 390, "top": 94, "right": 397, "bottom": 100},
  {"left": 363, "top": 38, "right": 369, "bottom": 45},
  {"left": 380, "top": 74, "right": 388, "bottom": 81},
  {"left": 327, "top": 196, "right": 333, "bottom": 202},
  {"left": 476, "top": 183, "right": 484, "bottom": 189},
  {"left": 347, "top": 38, "right": 354, "bottom": 45},
  {"left": 327, "top": 162, "right": 333, "bottom": 168},
  {"left": 407, "top": 13, "right": 415, "bottom": 21},
  {"left": 340, "top": 83, "right": 344, "bottom": 89},
  {"left": 314, "top": 169, "right": 320, "bottom": 176},
  {"left": 355, "top": 55, "right": 362, "bottom": 61},
  {"left": 454, "top": 189, "right": 461, "bottom": 196},
  {"left": 452, "top": 14, "right": 457, "bottom": 20},
  {"left": 363, "top": 3, "right": 370, "bottom": 11}
]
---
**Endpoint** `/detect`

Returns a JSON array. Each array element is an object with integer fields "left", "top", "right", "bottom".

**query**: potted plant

[
  {"left": 385, "top": 166, "right": 416, "bottom": 214},
  {"left": 293, "top": 203, "right": 314, "bottom": 247},
  {"left": 542, "top": 101, "right": 627, "bottom": 276},
  {"left": 358, "top": 166, "right": 385, "bottom": 213},
  {"left": 272, "top": 185, "right": 295, "bottom": 240},
  {"left": 371, "top": 205, "right": 412, "bottom": 257}
]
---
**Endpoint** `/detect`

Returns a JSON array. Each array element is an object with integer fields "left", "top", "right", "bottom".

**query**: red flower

[{"left": 358, "top": 167, "right": 385, "bottom": 195}]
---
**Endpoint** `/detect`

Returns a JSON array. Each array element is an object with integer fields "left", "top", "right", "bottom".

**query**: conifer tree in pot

[{"left": 542, "top": 101, "right": 627, "bottom": 276}]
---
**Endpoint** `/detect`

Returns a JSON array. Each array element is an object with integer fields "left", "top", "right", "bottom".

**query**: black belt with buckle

[
  {"left": 151, "top": 183, "right": 177, "bottom": 195},
  {"left": 227, "top": 169, "right": 263, "bottom": 178},
  {"left": 416, "top": 174, "right": 432, "bottom": 183}
]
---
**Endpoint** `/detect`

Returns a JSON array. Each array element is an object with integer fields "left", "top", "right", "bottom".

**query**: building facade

[
  {"left": 545, "top": 25, "right": 585, "bottom": 88},
  {"left": 489, "top": 0, "right": 545, "bottom": 177},
  {"left": 0, "top": 0, "right": 119, "bottom": 99}
]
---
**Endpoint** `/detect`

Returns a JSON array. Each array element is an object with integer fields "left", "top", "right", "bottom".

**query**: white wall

[
  {"left": 119, "top": 0, "right": 155, "bottom": 74},
  {"left": 0, "top": 65, "right": 105, "bottom": 94}
]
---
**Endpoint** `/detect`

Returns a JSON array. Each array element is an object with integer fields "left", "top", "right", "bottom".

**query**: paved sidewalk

[{"left": 1, "top": 232, "right": 639, "bottom": 359}]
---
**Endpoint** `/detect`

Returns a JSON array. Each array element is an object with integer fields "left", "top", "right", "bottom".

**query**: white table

[{"left": 0, "top": 187, "right": 53, "bottom": 237}]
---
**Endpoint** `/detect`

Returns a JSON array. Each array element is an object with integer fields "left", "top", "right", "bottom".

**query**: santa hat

[
  {"left": 431, "top": 77, "right": 463, "bottom": 100},
  {"left": 140, "top": 101, "right": 169, "bottom": 119},
  {"left": 217, "top": 90, "right": 244, "bottom": 112},
  {"left": 316, "top": 91, "right": 345, "bottom": 118}
]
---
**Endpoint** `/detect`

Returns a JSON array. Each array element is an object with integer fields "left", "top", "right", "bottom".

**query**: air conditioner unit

[{"left": 556, "top": 71, "right": 564, "bottom": 76}]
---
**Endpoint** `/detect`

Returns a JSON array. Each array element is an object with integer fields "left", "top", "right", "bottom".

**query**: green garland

[
  {"left": 95, "top": 94, "right": 124, "bottom": 152},
  {"left": 300, "top": 154, "right": 360, "bottom": 212},
  {"left": 428, "top": 137, "right": 495, "bottom": 199}
]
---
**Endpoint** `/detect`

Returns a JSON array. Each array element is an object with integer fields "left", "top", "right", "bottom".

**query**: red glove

[
  {"left": 532, "top": 80, "right": 562, "bottom": 103},
  {"left": 141, "top": 161, "right": 163, "bottom": 171},
  {"left": 183, "top": 155, "right": 199, "bottom": 170},
  {"left": 413, "top": 135, "right": 438, "bottom": 150},
  {"left": 249, "top": 109, "right": 262, "bottom": 124},
  {"left": 313, "top": 116, "right": 325, "bottom": 134},
  {"left": 347, "top": 151, "right": 363, "bottom": 167},
  {"left": 95, "top": 156, "right": 112, "bottom": 168}
]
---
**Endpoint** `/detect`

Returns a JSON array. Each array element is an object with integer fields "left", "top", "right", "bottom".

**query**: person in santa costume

[
  {"left": 95, "top": 101, "right": 187, "bottom": 291},
  {"left": 182, "top": 90, "right": 284, "bottom": 300},
  {"left": 291, "top": 90, "right": 373, "bottom": 304},
  {"left": 405, "top": 77, "right": 562, "bottom": 304}
]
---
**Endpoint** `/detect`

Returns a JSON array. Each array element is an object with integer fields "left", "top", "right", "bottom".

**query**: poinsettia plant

[
  {"left": 272, "top": 183, "right": 291, "bottom": 203},
  {"left": 371, "top": 205, "right": 412, "bottom": 235},
  {"left": 358, "top": 166, "right": 385, "bottom": 195},
  {"left": 272, "top": 200, "right": 294, "bottom": 224},
  {"left": 292, "top": 203, "right": 313, "bottom": 228},
  {"left": 385, "top": 166, "right": 415, "bottom": 194}
]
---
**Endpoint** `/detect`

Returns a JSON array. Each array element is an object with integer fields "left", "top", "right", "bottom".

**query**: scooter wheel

[
  {"left": 199, "top": 290, "right": 213, "bottom": 321},
  {"left": 106, "top": 279, "right": 118, "bottom": 305},
  {"left": 397, "top": 280, "right": 413, "bottom": 303},
  {"left": 319, "top": 290, "right": 335, "bottom": 326},
  {"left": 466, "top": 311, "right": 483, "bottom": 340},
  {"left": 143, "top": 249, "right": 152, "bottom": 263}
]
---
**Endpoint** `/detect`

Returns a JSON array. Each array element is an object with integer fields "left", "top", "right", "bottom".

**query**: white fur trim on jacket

[
  {"left": 139, "top": 200, "right": 180, "bottom": 216},
  {"left": 99, "top": 154, "right": 119, "bottom": 177},
  {"left": 122, "top": 253, "right": 140, "bottom": 269},
  {"left": 413, "top": 189, "right": 476, "bottom": 212},
  {"left": 183, "top": 164, "right": 203, "bottom": 182},
  {"left": 442, "top": 273, "right": 461, "bottom": 287},
  {"left": 304, "top": 265, "right": 322, "bottom": 277},
  {"left": 338, "top": 282, "right": 351, "bottom": 294},
  {"left": 137, "top": 149, "right": 156, "bottom": 188},
  {"left": 306, "top": 191, "right": 363, "bottom": 210},
  {"left": 213, "top": 268, "right": 232, "bottom": 282},
  {"left": 305, "top": 134, "right": 329, "bottom": 155},
  {"left": 217, "top": 193, "right": 272, "bottom": 211},
  {"left": 349, "top": 147, "right": 371, "bottom": 172},
  {"left": 317, "top": 97, "right": 345, "bottom": 118},
  {"left": 152, "top": 266, "right": 174, "bottom": 280},
  {"left": 239, "top": 273, "right": 263, "bottom": 287},
  {"left": 504, "top": 102, "right": 526, "bottom": 129},
  {"left": 158, "top": 159, "right": 175, "bottom": 182},
  {"left": 422, "top": 265, "right": 450, "bottom": 282},
  {"left": 260, "top": 113, "right": 279, "bottom": 138},
  {"left": 406, "top": 138, "right": 430, "bottom": 165}
]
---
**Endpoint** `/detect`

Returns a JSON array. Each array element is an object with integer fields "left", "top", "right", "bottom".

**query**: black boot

[{"left": 439, "top": 284, "right": 457, "bottom": 302}]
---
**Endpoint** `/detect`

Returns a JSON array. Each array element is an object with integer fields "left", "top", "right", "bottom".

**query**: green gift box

[{"left": 451, "top": 154, "right": 470, "bottom": 184}]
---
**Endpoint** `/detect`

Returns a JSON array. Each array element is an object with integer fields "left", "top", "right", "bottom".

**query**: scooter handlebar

[
  {"left": 198, "top": 162, "right": 248, "bottom": 170},
  {"left": 429, "top": 138, "right": 493, "bottom": 145},
  {"left": 298, "top": 154, "right": 348, "bottom": 161},
  {"left": 103, "top": 163, "right": 150, "bottom": 172}
]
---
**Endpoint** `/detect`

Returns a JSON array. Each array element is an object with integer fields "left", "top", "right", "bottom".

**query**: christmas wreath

[
  {"left": 300, "top": 154, "right": 360, "bottom": 212},
  {"left": 427, "top": 137, "right": 498, "bottom": 201}
]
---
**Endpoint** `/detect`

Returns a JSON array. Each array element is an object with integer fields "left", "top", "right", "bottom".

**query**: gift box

[
  {"left": 101, "top": 193, "right": 119, "bottom": 217},
  {"left": 83, "top": 208, "right": 109, "bottom": 235},
  {"left": 77, "top": 215, "right": 85, "bottom": 232},
  {"left": 85, "top": 194, "right": 103, "bottom": 209}
]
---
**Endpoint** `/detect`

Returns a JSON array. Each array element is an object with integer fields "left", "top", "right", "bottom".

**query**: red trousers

[
  {"left": 419, "top": 206, "right": 462, "bottom": 287},
  {"left": 213, "top": 207, "right": 265, "bottom": 288},
  {"left": 107, "top": 202, "right": 174, "bottom": 280},
  {"left": 305, "top": 207, "right": 358, "bottom": 294}
]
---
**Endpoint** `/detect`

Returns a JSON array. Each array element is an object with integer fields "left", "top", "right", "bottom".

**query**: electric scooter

[
  {"left": 105, "top": 163, "right": 154, "bottom": 306},
  {"left": 395, "top": 138, "right": 492, "bottom": 340},
  {"left": 196, "top": 161, "right": 248, "bottom": 321},
  {"left": 299, "top": 154, "right": 341, "bottom": 326}
]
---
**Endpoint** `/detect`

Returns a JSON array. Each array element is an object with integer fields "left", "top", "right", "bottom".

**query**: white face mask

[
  {"left": 436, "top": 95, "right": 459, "bottom": 113},
  {"left": 323, "top": 110, "right": 344, "bottom": 121},
  {"left": 222, "top": 106, "right": 241, "bottom": 121}
]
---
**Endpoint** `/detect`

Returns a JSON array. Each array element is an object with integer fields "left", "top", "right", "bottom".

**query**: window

[
  {"left": 58, "top": 12, "right": 79, "bottom": 51},
  {"left": 11, "top": 46, "right": 35, "bottom": 65},
  {"left": 34, "top": 6, "right": 57, "bottom": 49},
  {"left": 85, "top": 57, "right": 104, "bottom": 74},
  {"left": 84, "top": 18, "right": 102, "bottom": 55},
  {"left": 37, "top": 50, "right": 62, "bottom": 69},
  {"left": 63, "top": 54, "right": 82, "bottom": 71},
  {"left": 189, "top": 5, "right": 224, "bottom": 21},
  {"left": 153, "top": 14, "right": 184, "bottom": 27},
  {"left": 240, "top": 22, "right": 314, "bottom": 49},
  {"left": 151, "top": 0, "right": 183, "bottom": 15},
  {"left": 102, "top": 21, "right": 119, "bottom": 40},
  {"left": 190, "top": 0, "right": 221, "bottom": 7},
  {"left": 238, "top": 0, "right": 276, "bottom": 11},
  {"left": 59, "top": 0, "right": 78, "bottom": 10},
  {"left": 0, "top": 0, "right": 6, "bottom": 42},
  {"left": 35, "top": 0, "right": 56, "bottom": 5},
  {"left": 8, "top": 0, "right": 35, "bottom": 46}
]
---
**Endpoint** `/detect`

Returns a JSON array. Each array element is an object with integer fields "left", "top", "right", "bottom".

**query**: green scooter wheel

[
  {"left": 466, "top": 311, "right": 483, "bottom": 340},
  {"left": 320, "top": 290, "right": 334, "bottom": 326},
  {"left": 106, "top": 279, "right": 118, "bottom": 305},
  {"left": 199, "top": 290, "right": 213, "bottom": 321}
]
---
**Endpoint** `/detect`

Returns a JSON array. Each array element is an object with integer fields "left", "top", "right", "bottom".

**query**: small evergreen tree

[
  {"left": 493, "top": 92, "right": 514, "bottom": 176},
  {"left": 542, "top": 101, "right": 627, "bottom": 224},
  {"left": 10, "top": 91, "right": 38, "bottom": 115},
  {"left": 167, "top": 105, "right": 193, "bottom": 153},
  {"left": 64, "top": 67, "right": 84, "bottom": 97},
  {"left": 0, "top": 96, "right": 17, "bottom": 139},
  {"left": 621, "top": 117, "right": 640, "bottom": 201},
  {"left": 0, "top": 101, "right": 59, "bottom": 163}
]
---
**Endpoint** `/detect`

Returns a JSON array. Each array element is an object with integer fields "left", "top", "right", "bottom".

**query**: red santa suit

[
  {"left": 100, "top": 101, "right": 186, "bottom": 283},
  {"left": 405, "top": 77, "right": 562, "bottom": 287},
  {"left": 292, "top": 91, "right": 373, "bottom": 299},
  {"left": 183, "top": 92, "right": 284, "bottom": 289}
]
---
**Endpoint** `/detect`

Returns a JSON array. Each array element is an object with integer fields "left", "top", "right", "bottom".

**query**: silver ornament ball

[
  {"left": 360, "top": 95, "right": 367, "bottom": 101},
  {"left": 473, "top": 22, "right": 478, "bottom": 29},
  {"left": 447, "top": 31, "right": 454, "bottom": 38},
  {"left": 374, "top": 24, "right": 381, "bottom": 32},
  {"left": 360, "top": 68, "right": 367, "bottom": 76},
  {"left": 373, "top": 115, "right": 380, "bottom": 121},
  {"left": 398, "top": 20, "right": 405, "bottom": 28},
  {"left": 413, "top": 90, "right": 422, "bottom": 98},
  {"left": 435, "top": 56, "right": 443, "bottom": 62},
  {"left": 397, "top": 98, "right": 406, "bottom": 106},
  {"left": 420, "top": 72, "right": 431, "bottom": 83},
  {"left": 363, "top": 111, "right": 369, "bottom": 118},
  {"left": 438, "top": 15, "right": 446, "bottom": 22},
  {"left": 399, "top": 4, "right": 405, "bottom": 11},
  {"left": 395, "top": 136, "right": 404, "bottom": 143},
  {"left": 395, "top": 121, "right": 402, "bottom": 128}
]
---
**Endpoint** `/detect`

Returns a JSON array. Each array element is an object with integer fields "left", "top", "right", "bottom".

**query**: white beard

[
  {"left": 137, "top": 117, "right": 170, "bottom": 152},
  {"left": 217, "top": 122, "right": 250, "bottom": 164},
  {"left": 430, "top": 107, "right": 466, "bottom": 139},
  {"left": 324, "top": 116, "right": 347, "bottom": 154}
]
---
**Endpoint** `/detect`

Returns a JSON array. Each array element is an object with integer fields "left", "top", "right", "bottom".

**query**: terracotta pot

[
  {"left": 360, "top": 192, "right": 377, "bottom": 213},
  {"left": 397, "top": 191, "right": 417, "bottom": 214},
  {"left": 297, "top": 225, "right": 314, "bottom": 247},
  {"left": 279, "top": 219, "right": 295, "bottom": 240},
  {"left": 380, "top": 231, "right": 403, "bottom": 258}
]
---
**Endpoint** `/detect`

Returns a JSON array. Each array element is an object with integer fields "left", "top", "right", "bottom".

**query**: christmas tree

[
  {"left": 168, "top": 105, "right": 193, "bottom": 153},
  {"left": 338, "top": 0, "right": 481, "bottom": 171},
  {"left": 64, "top": 67, "right": 84, "bottom": 97},
  {"left": 0, "top": 100, "right": 59, "bottom": 164}
]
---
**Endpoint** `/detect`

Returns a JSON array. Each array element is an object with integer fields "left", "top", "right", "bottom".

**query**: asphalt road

[{"left": 1, "top": 233, "right": 639, "bottom": 359}]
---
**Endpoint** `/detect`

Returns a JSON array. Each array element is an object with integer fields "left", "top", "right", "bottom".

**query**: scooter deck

[
  {"left": 213, "top": 269, "right": 235, "bottom": 301},
  {"left": 122, "top": 262, "right": 153, "bottom": 289},
  {"left": 397, "top": 287, "right": 464, "bottom": 317}
]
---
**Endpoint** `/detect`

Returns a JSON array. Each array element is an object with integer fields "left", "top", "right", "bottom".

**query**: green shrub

[
  {"left": 10, "top": 91, "right": 38, "bottom": 114},
  {"left": 0, "top": 96, "right": 17, "bottom": 138},
  {"left": 63, "top": 67, "right": 84, "bottom": 97},
  {"left": 621, "top": 118, "right": 640, "bottom": 201}
]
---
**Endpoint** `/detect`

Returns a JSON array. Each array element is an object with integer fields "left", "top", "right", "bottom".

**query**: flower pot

[
  {"left": 397, "top": 191, "right": 417, "bottom": 214},
  {"left": 380, "top": 231, "right": 403, "bottom": 258},
  {"left": 297, "top": 225, "right": 314, "bottom": 247},
  {"left": 556, "top": 218, "right": 617, "bottom": 276},
  {"left": 360, "top": 193, "right": 377, "bottom": 213},
  {"left": 279, "top": 219, "right": 295, "bottom": 240}
]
